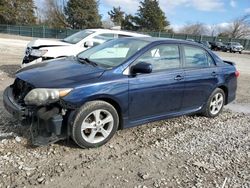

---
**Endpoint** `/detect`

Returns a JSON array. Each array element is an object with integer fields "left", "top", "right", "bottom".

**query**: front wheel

[
  {"left": 71, "top": 101, "right": 119, "bottom": 148},
  {"left": 202, "top": 88, "right": 225, "bottom": 118}
]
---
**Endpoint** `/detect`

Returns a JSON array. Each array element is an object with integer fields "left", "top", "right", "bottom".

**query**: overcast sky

[{"left": 35, "top": 0, "right": 250, "bottom": 30}]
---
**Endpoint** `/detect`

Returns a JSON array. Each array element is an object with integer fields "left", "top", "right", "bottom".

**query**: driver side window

[{"left": 133, "top": 44, "right": 181, "bottom": 72}]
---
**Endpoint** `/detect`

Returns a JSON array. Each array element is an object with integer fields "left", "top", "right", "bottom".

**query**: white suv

[{"left": 22, "top": 29, "right": 149, "bottom": 67}]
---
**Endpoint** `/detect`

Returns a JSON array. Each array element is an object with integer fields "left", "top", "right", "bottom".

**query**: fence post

[
  {"left": 19, "top": 26, "right": 21, "bottom": 35},
  {"left": 7, "top": 25, "right": 10, "bottom": 34},
  {"left": 244, "top": 39, "right": 248, "bottom": 49},
  {"left": 43, "top": 25, "right": 45, "bottom": 38},
  {"left": 158, "top": 31, "right": 161, "bottom": 37},
  {"left": 31, "top": 27, "right": 33, "bottom": 37},
  {"left": 171, "top": 33, "right": 174, "bottom": 38},
  {"left": 200, "top": 35, "right": 203, "bottom": 42},
  {"left": 247, "top": 40, "right": 250, "bottom": 50}
]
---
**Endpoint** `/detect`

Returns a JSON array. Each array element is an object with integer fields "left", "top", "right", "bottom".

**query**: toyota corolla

[{"left": 3, "top": 37, "right": 238, "bottom": 148}]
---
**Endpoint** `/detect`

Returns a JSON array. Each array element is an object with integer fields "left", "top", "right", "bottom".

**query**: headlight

[
  {"left": 30, "top": 49, "right": 48, "bottom": 57},
  {"left": 24, "top": 88, "right": 72, "bottom": 106}
]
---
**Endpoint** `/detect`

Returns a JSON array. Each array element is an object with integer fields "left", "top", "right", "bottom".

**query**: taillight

[{"left": 235, "top": 70, "right": 240, "bottom": 78}]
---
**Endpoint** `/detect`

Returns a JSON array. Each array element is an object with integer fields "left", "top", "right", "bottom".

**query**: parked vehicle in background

[
  {"left": 4, "top": 38, "right": 238, "bottom": 148},
  {"left": 223, "top": 42, "right": 244, "bottom": 54},
  {"left": 22, "top": 29, "right": 149, "bottom": 67},
  {"left": 209, "top": 41, "right": 225, "bottom": 51},
  {"left": 198, "top": 41, "right": 211, "bottom": 49}
]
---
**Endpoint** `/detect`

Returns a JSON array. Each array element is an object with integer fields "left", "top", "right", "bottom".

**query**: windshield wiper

[{"left": 77, "top": 57, "right": 98, "bottom": 67}]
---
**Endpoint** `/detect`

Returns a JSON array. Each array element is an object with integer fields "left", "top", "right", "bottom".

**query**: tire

[
  {"left": 239, "top": 51, "right": 242, "bottom": 54},
  {"left": 71, "top": 100, "right": 119, "bottom": 148},
  {"left": 202, "top": 88, "right": 225, "bottom": 118}
]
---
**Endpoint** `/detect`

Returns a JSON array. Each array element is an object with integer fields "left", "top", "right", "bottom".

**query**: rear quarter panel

[{"left": 218, "top": 64, "right": 237, "bottom": 104}]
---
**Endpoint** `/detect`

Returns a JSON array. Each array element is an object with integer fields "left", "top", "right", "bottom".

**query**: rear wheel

[
  {"left": 71, "top": 101, "right": 119, "bottom": 148},
  {"left": 202, "top": 88, "right": 225, "bottom": 118}
]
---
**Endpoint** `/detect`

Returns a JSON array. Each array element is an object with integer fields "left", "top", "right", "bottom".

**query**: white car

[{"left": 22, "top": 29, "right": 149, "bottom": 67}]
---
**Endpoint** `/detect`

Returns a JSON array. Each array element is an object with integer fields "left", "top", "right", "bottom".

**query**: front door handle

[{"left": 174, "top": 75, "right": 184, "bottom": 81}]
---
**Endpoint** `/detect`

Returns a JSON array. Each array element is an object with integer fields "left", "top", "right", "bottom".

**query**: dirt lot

[{"left": 0, "top": 35, "right": 249, "bottom": 188}]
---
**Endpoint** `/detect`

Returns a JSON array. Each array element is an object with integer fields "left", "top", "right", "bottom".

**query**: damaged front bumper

[
  {"left": 22, "top": 55, "right": 54, "bottom": 68},
  {"left": 3, "top": 87, "right": 68, "bottom": 146}
]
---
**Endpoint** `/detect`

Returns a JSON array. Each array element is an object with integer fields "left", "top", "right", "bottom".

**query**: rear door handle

[
  {"left": 174, "top": 75, "right": 184, "bottom": 81},
  {"left": 211, "top": 72, "right": 218, "bottom": 77}
]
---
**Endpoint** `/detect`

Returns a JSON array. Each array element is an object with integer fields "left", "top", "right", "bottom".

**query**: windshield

[
  {"left": 63, "top": 30, "right": 94, "bottom": 44},
  {"left": 77, "top": 38, "right": 150, "bottom": 68}
]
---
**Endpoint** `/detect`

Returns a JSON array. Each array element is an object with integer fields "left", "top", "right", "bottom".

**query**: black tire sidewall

[
  {"left": 204, "top": 88, "right": 225, "bottom": 118},
  {"left": 72, "top": 101, "right": 119, "bottom": 148}
]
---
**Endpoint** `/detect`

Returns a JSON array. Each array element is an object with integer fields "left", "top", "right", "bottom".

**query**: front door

[{"left": 128, "top": 44, "right": 185, "bottom": 122}]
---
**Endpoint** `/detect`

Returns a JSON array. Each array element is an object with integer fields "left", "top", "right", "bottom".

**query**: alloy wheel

[
  {"left": 80, "top": 109, "right": 114, "bottom": 144},
  {"left": 210, "top": 93, "right": 224, "bottom": 115}
]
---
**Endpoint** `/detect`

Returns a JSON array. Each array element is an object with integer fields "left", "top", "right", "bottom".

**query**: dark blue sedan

[{"left": 3, "top": 37, "right": 238, "bottom": 148}]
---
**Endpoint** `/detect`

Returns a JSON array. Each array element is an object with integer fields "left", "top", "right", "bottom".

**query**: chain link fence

[{"left": 0, "top": 24, "right": 250, "bottom": 50}]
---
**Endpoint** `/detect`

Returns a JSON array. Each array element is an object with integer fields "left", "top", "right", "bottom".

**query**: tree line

[
  {"left": 0, "top": 0, "right": 171, "bottom": 32},
  {"left": 0, "top": 0, "right": 249, "bottom": 38}
]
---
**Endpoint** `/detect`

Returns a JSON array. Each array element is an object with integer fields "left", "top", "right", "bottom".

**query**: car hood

[
  {"left": 28, "top": 39, "right": 71, "bottom": 48},
  {"left": 16, "top": 57, "right": 105, "bottom": 88}
]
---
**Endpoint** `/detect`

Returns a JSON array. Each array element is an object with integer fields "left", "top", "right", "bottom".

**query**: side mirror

[
  {"left": 131, "top": 62, "right": 152, "bottom": 74},
  {"left": 84, "top": 41, "right": 94, "bottom": 48}
]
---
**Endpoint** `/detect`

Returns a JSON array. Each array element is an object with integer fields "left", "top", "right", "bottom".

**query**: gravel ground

[{"left": 0, "top": 35, "right": 249, "bottom": 188}]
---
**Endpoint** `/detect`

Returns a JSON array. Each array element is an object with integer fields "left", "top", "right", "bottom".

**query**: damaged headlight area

[
  {"left": 30, "top": 49, "right": 48, "bottom": 57},
  {"left": 24, "top": 88, "right": 72, "bottom": 106}
]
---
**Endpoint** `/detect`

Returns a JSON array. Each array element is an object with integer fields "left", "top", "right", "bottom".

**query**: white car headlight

[
  {"left": 24, "top": 88, "right": 72, "bottom": 106},
  {"left": 30, "top": 49, "right": 48, "bottom": 57}
]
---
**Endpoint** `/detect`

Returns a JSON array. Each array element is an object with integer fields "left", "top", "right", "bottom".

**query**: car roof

[
  {"left": 86, "top": 28, "right": 150, "bottom": 37},
  {"left": 128, "top": 37, "right": 201, "bottom": 44},
  {"left": 124, "top": 37, "right": 213, "bottom": 50}
]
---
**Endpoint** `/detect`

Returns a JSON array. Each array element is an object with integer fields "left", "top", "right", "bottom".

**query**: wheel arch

[
  {"left": 88, "top": 96, "right": 124, "bottom": 130},
  {"left": 218, "top": 85, "right": 228, "bottom": 104}
]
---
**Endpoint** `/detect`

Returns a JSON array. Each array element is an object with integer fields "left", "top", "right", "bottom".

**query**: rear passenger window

[{"left": 184, "top": 46, "right": 214, "bottom": 68}]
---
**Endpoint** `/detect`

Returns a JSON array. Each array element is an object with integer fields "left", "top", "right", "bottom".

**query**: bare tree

[
  {"left": 225, "top": 14, "right": 250, "bottom": 38},
  {"left": 178, "top": 23, "right": 208, "bottom": 35},
  {"left": 43, "top": 0, "right": 69, "bottom": 28},
  {"left": 208, "top": 24, "right": 221, "bottom": 37}
]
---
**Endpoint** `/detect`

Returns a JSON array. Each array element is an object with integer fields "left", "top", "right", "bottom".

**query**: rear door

[
  {"left": 181, "top": 45, "right": 218, "bottom": 110},
  {"left": 128, "top": 44, "right": 185, "bottom": 122}
]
